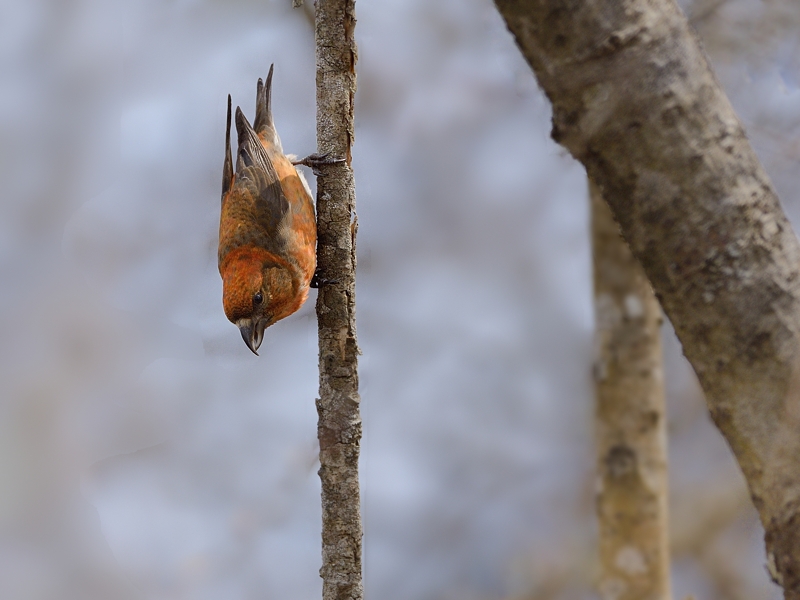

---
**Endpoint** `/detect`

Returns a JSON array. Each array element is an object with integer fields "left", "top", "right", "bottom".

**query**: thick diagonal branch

[
  {"left": 313, "top": 1, "right": 362, "bottom": 600},
  {"left": 494, "top": 0, "right": 800, "bottom": 596}
]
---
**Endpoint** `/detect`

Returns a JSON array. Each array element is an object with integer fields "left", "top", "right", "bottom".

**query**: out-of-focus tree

[
  {"left": 591, "top": 181, "right": 671, "bottom": 600},
  {"left": 494, "top": 0, "right": 800, "bottom": 597}
]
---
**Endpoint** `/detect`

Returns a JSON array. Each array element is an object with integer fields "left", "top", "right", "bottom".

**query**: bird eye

[{"left": 253, "top": 292, "right": 264, "bottom": 305}]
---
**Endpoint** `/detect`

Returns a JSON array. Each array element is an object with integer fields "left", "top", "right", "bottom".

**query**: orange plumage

[{"left": 219, "top": 65, "right": 317, "bottom": 354}]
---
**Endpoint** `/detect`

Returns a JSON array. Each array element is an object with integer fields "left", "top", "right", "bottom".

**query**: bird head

[{"left": 220, "top": 248, "right": 297, "bottom": 355}]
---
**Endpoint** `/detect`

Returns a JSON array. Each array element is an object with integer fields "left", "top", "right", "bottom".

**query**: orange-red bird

[{"left": 219, "top": 65, "right": 332, "bottom": 354}]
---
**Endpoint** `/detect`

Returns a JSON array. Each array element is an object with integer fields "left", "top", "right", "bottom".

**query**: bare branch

[{"left": 313, "top": 0, "right": 362, "bottom": 599}]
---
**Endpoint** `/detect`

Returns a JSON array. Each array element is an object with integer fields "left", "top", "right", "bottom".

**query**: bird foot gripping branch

[
  {"left": 292, "top": 152, "right": 345, "bottom": 177},
  {"left": 309, "top": 267, "right": 339, "bottom": 289},
  {"left": 218, "top": 64, "right": 335, "bottom": 355}
]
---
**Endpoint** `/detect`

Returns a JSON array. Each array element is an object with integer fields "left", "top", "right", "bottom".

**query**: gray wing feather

[{"left": 232, "top": 106, "right": 289, "bottom": 252}]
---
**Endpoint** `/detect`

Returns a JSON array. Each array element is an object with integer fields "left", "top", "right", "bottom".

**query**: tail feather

[
  {"left": 253, "top": 64, "right": 281, "bottom": 150},
  {"left": 222, "top": 94, "right": 233, "bottom": 198}
]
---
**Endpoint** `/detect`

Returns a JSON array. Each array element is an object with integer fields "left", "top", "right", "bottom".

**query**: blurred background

[{"left": 0, "top": 0, "right": 798, "bottom": 598}]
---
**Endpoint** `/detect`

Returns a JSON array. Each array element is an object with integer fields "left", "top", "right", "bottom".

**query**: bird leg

[
  {"left": 310, "top": 267, "right": 339, "bottom": 289},
  {"left": 292, "top": 152, "right": 345, "bottom": 176}
]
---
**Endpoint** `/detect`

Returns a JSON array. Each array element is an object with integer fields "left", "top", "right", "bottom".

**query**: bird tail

[{"left": 253, "top": 64, "right": 282, "bottom": 151}]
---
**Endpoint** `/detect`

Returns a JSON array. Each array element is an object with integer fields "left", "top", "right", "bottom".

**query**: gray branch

[{"left": 313, "top": 0, "right": 363, "bottom": 599}]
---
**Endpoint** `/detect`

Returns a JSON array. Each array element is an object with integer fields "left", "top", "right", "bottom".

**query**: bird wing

[
  {"left": 222, "top": 95, "right": 233, "bottom": 198},
  {"left": 220, "top": 105, "right": 290, "bottom": 256}
]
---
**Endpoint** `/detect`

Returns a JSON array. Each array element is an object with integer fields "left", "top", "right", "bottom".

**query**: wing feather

[
  {"left": 221, "top": 95, "right": 233, "bottom": 198},
  {"left": 224, "top": 106, "right": 290, "bottom": 253}
]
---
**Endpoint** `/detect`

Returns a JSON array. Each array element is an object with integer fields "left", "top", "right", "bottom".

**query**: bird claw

[
  {"left": 310, "top": 268, "right": 339, "bottom": 289},
  {"left": 292, "top": 152, "right": 345, "bottom": 176}
]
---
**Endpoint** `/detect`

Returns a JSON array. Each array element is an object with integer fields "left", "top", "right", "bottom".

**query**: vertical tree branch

[
  {"left": 592, "top": 181, "right": 672, "bottom": 600},
  {"left": 493, "top": 0, "right": 800, "bottom": 595},
  {"left": 314, "top": 1, "right": 362, "bottom": 600}
]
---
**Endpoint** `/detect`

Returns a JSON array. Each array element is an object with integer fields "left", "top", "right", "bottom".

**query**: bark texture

[
  {"left": 592, "top": 181, "right": 671, "bottom": 600},
  {"left": 314, "top": 1, "right": 362, "bottom": 600},
  {"left": 493, "top": 0, "right": 800, "bottom": 596}
]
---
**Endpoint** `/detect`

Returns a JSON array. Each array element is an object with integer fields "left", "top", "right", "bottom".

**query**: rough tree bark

[
  {"left": 592, "top": 181, "right": 671, "bottom": 600},
  {"left": 492, "top": 0, "right": 800, "bottom": 597},
  {"left": 313, "top": 1, "right": 362, "bottom": 600}
]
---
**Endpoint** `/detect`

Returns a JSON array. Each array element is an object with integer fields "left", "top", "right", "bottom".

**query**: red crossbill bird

[{"left": 219, "top": 65, "right": 336, "bottom": 354}]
